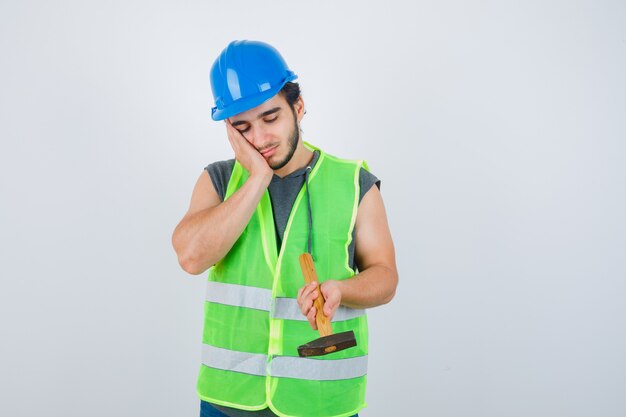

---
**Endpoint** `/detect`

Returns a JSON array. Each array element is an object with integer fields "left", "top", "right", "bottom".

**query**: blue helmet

[{"left": 210, "top": 40, "right": 298, "bottom": 121}]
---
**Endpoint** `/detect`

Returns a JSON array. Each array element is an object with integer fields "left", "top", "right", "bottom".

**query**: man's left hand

[{"left": 297, "top": 280, "right": 343, "bottom": 330}]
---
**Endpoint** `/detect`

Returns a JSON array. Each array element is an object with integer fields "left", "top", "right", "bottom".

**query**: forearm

[
  {"left": 336, "top": 264, "right": 398, "bottom": 309},
  {"left": 298, "top": 186, "right": 398, "bottom": 326},
  {"left": 173, "top": 173, "right": 270, "bottom": 274}
]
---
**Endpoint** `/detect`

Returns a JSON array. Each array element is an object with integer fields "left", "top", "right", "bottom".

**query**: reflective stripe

[
  {"left": 202, "top": 344, "right": 267, "bottom": 376},
  {"left": 270, "top": 355, "right": 368, "bottom": 381},
  {"left": 206, "top": 282, "right": 366, "bottom": 322},
  {"left": 201, "top": 344, "right": 368, "bottom": 381},
  {"left": 273, "top": 298, "right": 366, "bottom": 322},
  {"left": 205, "top": 281, "right": 271, "bottom": 311}
]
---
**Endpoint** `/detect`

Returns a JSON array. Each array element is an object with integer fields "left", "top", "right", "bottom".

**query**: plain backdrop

[{"left": 1, "top": 1, "right": 625, "bottom": 416}]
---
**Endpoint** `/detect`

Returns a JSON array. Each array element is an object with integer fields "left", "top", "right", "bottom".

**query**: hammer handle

[{"left": 299, "top": 253, "right": 333, "bottom": 337}]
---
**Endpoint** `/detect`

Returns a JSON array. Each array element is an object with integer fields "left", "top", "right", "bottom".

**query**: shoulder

[
  {"left": 204, "top": 158, "right": 236, "bottom": 202},
  {"left": 358, "top": 168, "right": 381, "bottom": 204},
  {"left": 316, "top": 149, "right": 380, "bottom": 204},
  {"left": 205, "top": 158, "right": 235, "bottom": 175}
]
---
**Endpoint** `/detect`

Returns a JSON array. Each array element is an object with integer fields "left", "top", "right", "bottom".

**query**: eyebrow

[{"left": 231, "top": 107, "right": 281, "bottom": 127}]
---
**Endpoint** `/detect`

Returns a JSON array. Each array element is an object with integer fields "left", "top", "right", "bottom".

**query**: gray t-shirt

[
  {"left": 203, "top": 150, "right": 379, "bottom": 417},
  {"left": 205, "top": 150, "right": 380, "bottom": 270}
]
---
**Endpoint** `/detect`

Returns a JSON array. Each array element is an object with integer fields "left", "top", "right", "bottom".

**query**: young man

[{"left": 172, "top": 40, "right": 398, "bottom": 417}]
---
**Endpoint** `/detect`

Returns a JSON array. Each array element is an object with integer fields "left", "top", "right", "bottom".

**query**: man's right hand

[
  {"left": 172, "top": 121, "right": 276, "bottom": 275},
  {"left": 225, "top": 120, "right": 273, "bottom": 184}
]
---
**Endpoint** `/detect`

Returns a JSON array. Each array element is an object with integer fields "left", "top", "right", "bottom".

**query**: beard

[{"left": 269, "top": 111, "right": 300, "bottom": 171}]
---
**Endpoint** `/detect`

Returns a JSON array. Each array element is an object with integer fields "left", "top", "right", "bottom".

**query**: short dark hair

[{"left": 279, "top": 82, "right": 301, "bottom": 108}]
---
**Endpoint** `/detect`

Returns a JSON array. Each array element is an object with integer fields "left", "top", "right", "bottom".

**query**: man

[{"left": 172, "top": 40, "right": 398, "bottom": 417}]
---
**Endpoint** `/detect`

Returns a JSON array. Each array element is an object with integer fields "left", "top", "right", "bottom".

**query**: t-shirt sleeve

[
  {"left": 358, "top": 167, "right": 381, "bottom": 204},
  {"left": 204, "top": 159, "right": 236, "bottom": 202}
]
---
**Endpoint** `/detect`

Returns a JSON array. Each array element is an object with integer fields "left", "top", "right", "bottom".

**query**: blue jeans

[{"left": 200, "top": 401, "right": 358, "bottom": 417}]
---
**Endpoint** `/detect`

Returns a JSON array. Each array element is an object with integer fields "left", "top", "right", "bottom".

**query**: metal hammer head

[{"left": 297, "top": 330, "right": 357, "bottom": 357}]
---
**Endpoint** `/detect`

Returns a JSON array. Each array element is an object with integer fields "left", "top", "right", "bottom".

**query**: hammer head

[{"left": 297, "top": 331, "right": 357, "bottom": 357}]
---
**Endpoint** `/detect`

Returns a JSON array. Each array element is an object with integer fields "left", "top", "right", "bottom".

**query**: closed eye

[{"left": 265, "top": 116, "right": 278, "bottom": 123}]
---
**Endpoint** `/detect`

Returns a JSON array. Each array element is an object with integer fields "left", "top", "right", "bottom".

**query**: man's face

[{"left": 229, "top": 94, "right": 303, "bottom": 171}]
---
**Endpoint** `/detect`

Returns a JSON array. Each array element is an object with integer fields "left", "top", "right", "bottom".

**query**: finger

[
  {"left": 304, "top": 281, "right": 318, "bottom": 297},
  {"left": 322, "top": 290, "right": 336, "bottom": 317},
  {"left": 299, "top": 282, "right": 317, "bottom": 303},
  {"left": 225, "top": 120, "right": 242, "bottom": 141},
  {"left": 324, "top": 299, "right": 336, "bottom": 319},
  {"left": 307, "top": 306, "right": 317, "bottom": 330},
  {"left": 297, "top": 287, "right": 304, "bottom": 306},
  {"left": 300, "top": 290, "right": 318, "bottom": 316},
  {"left": 297, "top": 289, "right": 308, "bottom": 312},
  {"left": 320, "top": 283, "right": 340, "bottom": 318},
  {"left": 225, "top": 122, "right": 238, "bottom": 151},
  {"left": 225, "top": 119, "right": 248, "bottom": 144}
]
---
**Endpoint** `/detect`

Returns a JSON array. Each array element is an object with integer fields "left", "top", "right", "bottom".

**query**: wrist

[
  {"left": 325, "top": 279, "right": 345, "bottom": 300},
  {"left": 249, "top": 168, "right": 273, "bottom": 187},
  {"left": 333, "top": 279, "right": 352, "bottom": 306}
]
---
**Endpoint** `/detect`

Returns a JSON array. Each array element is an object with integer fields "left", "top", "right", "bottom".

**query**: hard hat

[{"left": 210, "top": 40, "right": 298, "bottom": 121}]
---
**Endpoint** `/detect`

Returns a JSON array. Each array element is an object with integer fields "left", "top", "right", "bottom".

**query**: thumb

[{"left": 322, "top": 285, "right": 339, "bottom": 317}]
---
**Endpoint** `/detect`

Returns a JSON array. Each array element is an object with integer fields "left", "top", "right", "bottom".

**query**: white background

[{"left": 1, "top": 1, "right": 625, "bottom": 416}]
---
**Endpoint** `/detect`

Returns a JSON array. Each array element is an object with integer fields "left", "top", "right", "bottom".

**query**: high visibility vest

[{"left": 197, "top": 143, "right": 369, "bottom": 417}]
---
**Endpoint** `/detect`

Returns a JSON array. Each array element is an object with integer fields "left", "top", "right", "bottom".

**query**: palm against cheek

[{"left": 225, "top": 121, "right": 271, "bottom": 176}]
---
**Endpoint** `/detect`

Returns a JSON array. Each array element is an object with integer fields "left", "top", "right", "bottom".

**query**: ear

[{"left": 294, "top": 96, "right": 305, "bottom": 122}]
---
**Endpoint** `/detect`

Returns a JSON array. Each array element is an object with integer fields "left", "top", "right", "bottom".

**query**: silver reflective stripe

[
  {"left": 273, "top": 298, "right": 366, "bottom": 322},
  {"left": 206, "top": 282, "right": 366, "bottom": 322},
  {"left": 205, "top": 281, "right": 271, "bottom": 311},
  {"left": 201, "top": 344, "right": 267, "bottom": 376},
  {"left": 201, "top": 344, "right": 368, "bottom": 381},
  {"left": 270, "top": 355, "right": 368, "bottom": 381}
]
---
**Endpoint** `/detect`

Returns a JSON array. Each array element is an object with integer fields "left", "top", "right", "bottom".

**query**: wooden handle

[{"left": 299, "top": 253, "right": 333, "bottom": 337}]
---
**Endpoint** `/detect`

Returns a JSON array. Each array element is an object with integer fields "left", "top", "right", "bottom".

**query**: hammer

[{"left": 297, "top": 253, "right": 357, "bottom": 357}]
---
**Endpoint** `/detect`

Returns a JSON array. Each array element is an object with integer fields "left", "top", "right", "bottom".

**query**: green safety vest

[{"left": 197, "top": 143, "right": 369, "bottom": 417}]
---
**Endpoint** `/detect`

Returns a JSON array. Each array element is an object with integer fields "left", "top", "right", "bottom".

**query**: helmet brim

[{"left": 211, "top": 74, "right": 297, "bottom": 121}]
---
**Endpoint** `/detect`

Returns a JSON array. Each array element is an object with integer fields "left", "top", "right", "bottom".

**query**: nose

[{"left": 246, "top": 122, "right": 272, "bottom": 149}]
